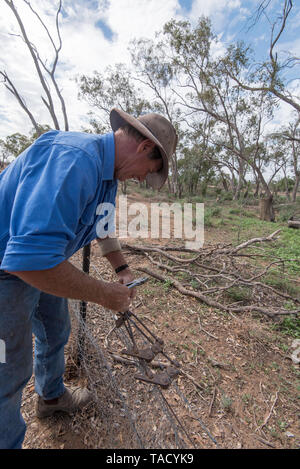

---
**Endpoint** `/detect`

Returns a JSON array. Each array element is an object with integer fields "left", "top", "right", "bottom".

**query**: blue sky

[{"left": 0, "top": 0, "right": 299, "bottom": 138}]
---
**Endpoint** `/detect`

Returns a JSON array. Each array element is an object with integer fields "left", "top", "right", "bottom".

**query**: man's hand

[
  {"left": 116, "top": 267, "right": 136, "bottom": 299},
  {"left": 101, "top": 281, "right": 131, "bottom": 311}
]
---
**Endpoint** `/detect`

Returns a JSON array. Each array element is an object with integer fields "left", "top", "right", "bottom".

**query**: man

[{"left": 0, "top": 108, "right": 178, "bottom": 449}]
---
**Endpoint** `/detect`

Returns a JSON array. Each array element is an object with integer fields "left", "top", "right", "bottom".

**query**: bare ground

[{"left": 22, "top": 192, "right": 300, "bottom": 450}]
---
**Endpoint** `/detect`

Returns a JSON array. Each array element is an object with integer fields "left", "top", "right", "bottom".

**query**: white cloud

[
  {"left": 0, "top": 0, "right": 182, "bottom": 137},
  {"left": 188, "top": 0, "right": 241, "bottom": 30},
  {"left": 106, "top": 0, "right": 179, "bottom": 43},
  {"left": 0, "top": 0, "right": 298, "bottom": 140}
]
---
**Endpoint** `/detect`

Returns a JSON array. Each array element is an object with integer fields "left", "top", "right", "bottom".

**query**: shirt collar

[{"left": 101, "top": 132, "right": 115, "bottom": 181}]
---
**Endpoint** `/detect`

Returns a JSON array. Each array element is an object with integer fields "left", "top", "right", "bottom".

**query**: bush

[
  {"left": 273, "top": 316, "right": 300, "bottom": 339},
  {"left": 226, "top": 286, "right": 252, "bottom": 302},
  {"left": 276, "top": 206, "right": 298, "bottom": 222},
  {"left": 220, "top": 192, "right": 233, "bottom": 201},
  {"left": 229, "top": 208, "right": 241, "bottom": 215}
]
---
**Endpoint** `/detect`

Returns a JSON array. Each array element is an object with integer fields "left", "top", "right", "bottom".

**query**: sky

[{"left": 0, "top": 0, "right": 299, "bottom": 139}]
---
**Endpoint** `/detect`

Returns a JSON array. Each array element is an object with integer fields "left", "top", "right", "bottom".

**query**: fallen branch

[
  {"left": 137, "top": 266, "right": 299, "bottom": 318},
  {"left": 138, "top": 266, "right": 227, "bottom": 310},
  {"left": 208, "top": 387, "right": 217, "bottom": 417},
  {"left": 229, "top": 230, "right": 281, "bottom": 254},
  {"left": 122, "top": 229, "right": 299, "bottom": 319},
  {"left": 252, "top": 434, "right": 276, "bottom": 449},
  {"left": 256, "top": 392, "right": 279, "bottom": 432}
]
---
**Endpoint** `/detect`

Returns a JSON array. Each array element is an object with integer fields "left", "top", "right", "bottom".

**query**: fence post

[{"left": 77, "top": 243, "right": 91, "bottom": 366}]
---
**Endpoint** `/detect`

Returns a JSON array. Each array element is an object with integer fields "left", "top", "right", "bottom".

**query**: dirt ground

[{"left": 22, "top": 192, "right": 300, "bottom": 450}]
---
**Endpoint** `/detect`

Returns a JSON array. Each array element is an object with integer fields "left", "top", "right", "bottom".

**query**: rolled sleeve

[
  {"left": 1, "top": 145, "right": 99, "bottom": 271},
  {"left": 2, "top": 235, "right": 68, "bottom": 271}
]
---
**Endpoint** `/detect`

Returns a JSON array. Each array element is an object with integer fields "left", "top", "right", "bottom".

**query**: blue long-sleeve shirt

[{"left": 0, "top": 130, "right": 118, "bottom": 271}]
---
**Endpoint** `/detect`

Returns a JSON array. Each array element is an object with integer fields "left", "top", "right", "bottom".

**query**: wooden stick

[
  {"left": 257, "top": 392, "right": 279, "bottom": 431},
  {"left": 208, "top": 387, "right": 217, "bottom": 417}
]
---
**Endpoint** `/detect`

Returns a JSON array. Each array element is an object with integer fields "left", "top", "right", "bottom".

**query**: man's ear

[{"left": 138, "top": 139, "right": 155, "bottom": 154}]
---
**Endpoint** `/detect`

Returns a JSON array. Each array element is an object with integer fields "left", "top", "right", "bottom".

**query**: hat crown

[
  {"left": 138, "top": 113, "right": 177, "bottom": 159},
  {"left": 110, "top": 108, "right": 178, "bottom": 190}
]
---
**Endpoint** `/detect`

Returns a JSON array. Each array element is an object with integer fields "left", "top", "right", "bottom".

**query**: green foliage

[
  {"left": 229, "top": 208, "right": 241, "bottom": 215},
  {"left": 78, "top": 64, "right": 150, "bottom": 131},
  {"left": 177, "top": 143, "right": 215, "bottom": 196},
  {"left": 226, "top": 286, "right": 252, "bottom": 303},
  {"left": 203, "top": 206, "right": 222, "bottom": 227},
  {"left": 0, "top": 133, "right": 32, "bottom": 161},
  {"left": 219, "top": 192, "right": 233, "bottom": 202},
  {"left": 264, "top": 271, "right": 299, "bottom": 297},
  {"left": 266, "top": 228, "right": 300, "bottom": 275},
  {"left": 275, "top": 177, "right": 295, "bottom": 193},
  {"left": 276, "top": 205, "right": 299, "bottom": 222},
  {"left": 220, "top": 393, "right": 233, "bottom": 411},
  {"left": 163, "top": 279, "right": 173, "bottom": 291},
  {"left": 272, "top": 316, "right": 300, "bottom": 339},
  {"left": 0, "top": 125, "right": 51, "bottom": 162}
]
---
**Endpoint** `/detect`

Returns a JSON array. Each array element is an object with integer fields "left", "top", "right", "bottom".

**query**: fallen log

[{"left": 288, "top": 220, "right": 300, "bottom": 229}]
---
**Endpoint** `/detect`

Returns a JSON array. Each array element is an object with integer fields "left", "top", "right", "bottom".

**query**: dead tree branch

[
  {"left": 0, "top": 70, "right": 40, "bottom": 134},
  {"left": 3, "top": 0, "right": 68, "bottom": 130},
  {"left": 124, "top": 229, "right": 299, "bottom": 319}
]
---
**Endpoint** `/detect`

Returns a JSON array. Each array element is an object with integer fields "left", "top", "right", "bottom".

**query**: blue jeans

[{"left": 0, "top": 270, "right": 71, "bottom": 449}]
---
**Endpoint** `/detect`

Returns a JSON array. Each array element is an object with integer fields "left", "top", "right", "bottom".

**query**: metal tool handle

[{"left": 125, "top": 277, "right": 149, "bottom": 289}]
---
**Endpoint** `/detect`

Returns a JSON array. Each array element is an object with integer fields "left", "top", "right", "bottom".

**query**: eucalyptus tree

[
  {"left": 0, "top": 124, "right": 51, "bottom": 168},
  {"left": 224, "top": 1, "right": 299, "bottom": 115},
  {"left": 78, "top": 63, "right": 150, "bottom": 131},
  {"left": 1, "top": 0, "right": 68, "bottom": 134},
  {"left": 0, "top": 132, "right": 31, "bottom": 163},
  {"left": 162, "top": 17, "right": 279, "bottom": 219},
  {"left": 128, "top": 37, "right": 184, "bottom": 196},
  {"left": 78, "top": 63, "right": 150, "bottom": 193},
  {"left": 177, "top": 120, "right": 216, "bottom": 198},
  {"left": 289, "top": 122, "right": 300, "bottom": 202},
  {"left": 224, "top": 0, "right": 300, "bottom": 205},
  {"left": 270, "top": 118, "right": 300, "bottom": 202},
  {"left": 178, "top": 146, "right": 215, "bottom": 197}
]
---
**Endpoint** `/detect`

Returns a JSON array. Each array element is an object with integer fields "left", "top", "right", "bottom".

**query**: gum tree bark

[{"left": 2, "top": 0, "right": 68, "bottom": 132}]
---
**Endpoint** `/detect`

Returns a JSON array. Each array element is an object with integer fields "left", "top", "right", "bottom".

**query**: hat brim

[{"left": 110, "top": 108, "right": 168, "bottom": 190}]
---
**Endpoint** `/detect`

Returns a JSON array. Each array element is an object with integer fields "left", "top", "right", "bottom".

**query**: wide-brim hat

[{"left": 110, "top": 108, "right": 178, "bottom": 190}]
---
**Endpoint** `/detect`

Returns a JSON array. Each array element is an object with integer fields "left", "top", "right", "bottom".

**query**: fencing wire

[
  {"left": 70, "top": 299, "right": 144, "bottom": 449},
  {"left": 67, "top": 254, "right": 219, "bottom": 449},
  {"left": 69, "top": 297, "right": 221, "bottom": 449},
  {"left": 70, "top": 299, "right": 195, "bottom": 449},
  {"left": 114, "top": 324, "right": 191, "bottom": 449},
  {"left": 115, "top": 318, "right": 219, "bottom": 449}
]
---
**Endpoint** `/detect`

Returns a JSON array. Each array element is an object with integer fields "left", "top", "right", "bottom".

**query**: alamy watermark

[
  {"left": 95, "top": 195, "right": 204, "bottom": 249},
  {"left": 0, "top": 339, "right": 5, "bottom": 363}
]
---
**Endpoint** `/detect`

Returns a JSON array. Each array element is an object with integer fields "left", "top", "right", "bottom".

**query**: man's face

[{"left": 115, "top": 154, "right": 162, "bottom": 183}]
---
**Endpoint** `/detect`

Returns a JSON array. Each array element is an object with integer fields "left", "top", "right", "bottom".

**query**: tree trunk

[
  {"left": 221, "top": 176, "right": 229, "bottom": 192},
  {"left": 171, "top": 152, "right": 178, "bottom": 197},
  {"left": 254, "top": 179, "right": 260, "bottom": 198},
  {"left": 178, "top": 181, "right": 183, "bottom": 199},
  {"left": 259, "top": 194, "right": 275, "bottom": 222},
  {"left": 291, "top": 173, "right": 300, "bottom": 203},
  {"left": 282, "top": 168, "right": 291, "bottom": 201},
  {"left": 233, "top": 159, "right": 246, "bottom": 200},
  {"left": 121, "top": 181, "right": 127, "bottom": 194},
  {"left": 229, "top": 170, "right": 236, "bottom": 197}
]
